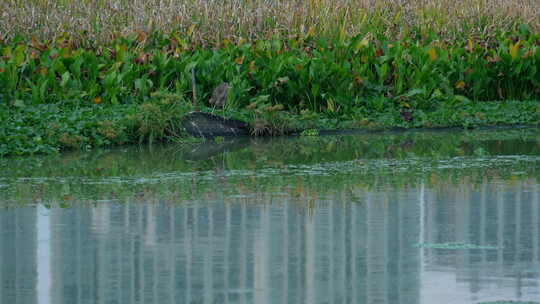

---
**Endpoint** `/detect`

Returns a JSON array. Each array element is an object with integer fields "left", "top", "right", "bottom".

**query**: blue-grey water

[{"left": 0, "top": 128, "right": 539, "bottom": 304}]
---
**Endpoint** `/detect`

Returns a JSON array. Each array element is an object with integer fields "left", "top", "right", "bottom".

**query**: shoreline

[{"left": 1, "top": 100, "right": 538, "bottom": 157}]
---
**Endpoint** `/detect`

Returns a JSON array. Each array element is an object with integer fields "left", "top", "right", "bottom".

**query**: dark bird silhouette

[{"left": 209, "top": 82, "right": 230, "bottom": 108}]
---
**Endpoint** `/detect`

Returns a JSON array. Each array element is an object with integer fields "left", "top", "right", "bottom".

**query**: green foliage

[
  {"left": 0, "top": 30, "right": 539, "bottom": 156},
  {"left": 2, "top": 32, "right": 540, "bottom": 110},
  {"left": 0, "top": 93, "right": 192, "bottom": 157}
]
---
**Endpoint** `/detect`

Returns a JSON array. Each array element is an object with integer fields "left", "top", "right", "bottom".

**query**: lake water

[{"left": 0, "top": 128, "right": 539, "bottom": 304}]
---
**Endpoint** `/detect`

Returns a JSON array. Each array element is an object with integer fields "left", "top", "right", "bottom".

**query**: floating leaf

[
  {"left": 477, "top": 301, "right": 539, "bottom": 304},
  {"left": 415, "top": 242, "right": 500, "bottom": 250}
]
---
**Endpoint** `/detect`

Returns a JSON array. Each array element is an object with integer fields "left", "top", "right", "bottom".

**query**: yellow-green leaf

[
  {"left": 14, "top": 45, "right": 26, "bottom": 67},
  {"left": 234, "top": 56, "right": 244, "bottom": 65},
  {"left": 455, "top": 80, "right": 466, "bottom": 90},
  {"left": 306, "top": 26, "right": 315, "bottom": 39},
  {"left": 354, "top": 37, "right": 370, "bottom": 53},
  {"left": 427, "top": 48, "right": 437, "bottom": 62},
  {"left": 509, "top": 41, "right": 522, "bottom": 60},
  {"left": 187, "top": 24, "right": 196, "bottom": 37},
  {"left": 327, "top": 98, "right": 335, "bottom": 112}
]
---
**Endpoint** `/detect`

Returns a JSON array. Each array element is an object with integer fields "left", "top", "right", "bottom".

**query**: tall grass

[{"left": 2, "top": 0, "right": 539, "bottom": 45}]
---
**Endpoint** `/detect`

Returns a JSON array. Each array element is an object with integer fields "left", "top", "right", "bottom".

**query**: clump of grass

[
  {"left": 247, "top": 103, "right": 294, "bottom": 136},
  {"left": 124, "top": 92, "right": 192, "bottom": 144},
  {"left": 1, "top": 0, "right": 539, "bottom": 46}
]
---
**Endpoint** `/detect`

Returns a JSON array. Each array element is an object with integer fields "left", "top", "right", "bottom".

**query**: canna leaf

[
  {"left": 467, "top": 39, "right": 474, "bottom": 52},
  {"left": 234, "top": 56, "right": 244, "bottom": 65},
  {"left": 60, "top": 71, "right": 70, "bottom": 87},
  {"left": 14, "top": 45, "right": 26, "bottom": 67},
  {"left": 427, "top": 48, "right": 437, "bottom": 62},
  {"left": 187, "top": 24, "right": 196, "bottom": 37},
  {"left": 354, "top": 37, "right": 370, "bottom": 53},
  {"left": 509, "top": 40, "right": 522, "bottom": 60},
  {"left": 39, "top": 79, "right": 49, "bottom": 100},
  {"left": 306, "top": 26, "right": 315, "bottom": 39},
  {"left": 455, "top": 80, "right": 466, "bottom": 90}
]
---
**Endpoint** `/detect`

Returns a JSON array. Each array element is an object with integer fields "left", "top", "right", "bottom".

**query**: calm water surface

[{"left": 1, "top": 128, "right": 539, "bottom": 304}]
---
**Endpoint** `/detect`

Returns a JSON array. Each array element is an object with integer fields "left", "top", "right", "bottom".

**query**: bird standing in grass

[{"left": 209, "top": 82, "right": 230, "bottom": 109}]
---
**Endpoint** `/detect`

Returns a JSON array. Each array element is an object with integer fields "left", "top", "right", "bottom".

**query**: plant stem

[{"left": 191, "top": 67, "right": 198, "bottom": 111}]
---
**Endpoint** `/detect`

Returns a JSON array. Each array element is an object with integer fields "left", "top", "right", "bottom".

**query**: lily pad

[
  {"left": 415, "top": 242, "right": 500, "bottom": 250},
  {"left": 477, "top": 301, "right": 539, "bottom": 304}
]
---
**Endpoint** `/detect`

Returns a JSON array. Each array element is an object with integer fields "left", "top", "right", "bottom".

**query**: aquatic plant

[
  {"left": 300, "top": 129, "right": 320, "bottom": 136},
  {"left": 477, "top": 301, "right": 540, "bottom": 304},
  {"left": 415, "top": 242, "right": 500, "bottom": 250},
  {"left": 0, "top": 0, "right": 539, "bottom": 155}
]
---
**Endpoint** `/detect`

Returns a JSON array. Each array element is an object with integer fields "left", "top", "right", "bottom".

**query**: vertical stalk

[{"left": 191, "top": 67, "right": 198, "bottom": 111}]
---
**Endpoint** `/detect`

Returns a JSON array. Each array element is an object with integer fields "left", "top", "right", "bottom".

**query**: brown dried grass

[{"left": 1, "top": 0, "right": 539, "bottom": 45}]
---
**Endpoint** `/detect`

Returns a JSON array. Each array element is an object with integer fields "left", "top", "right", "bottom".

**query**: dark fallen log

[{"left": 181, "top": 111, "right": 250, "bottom": 138}]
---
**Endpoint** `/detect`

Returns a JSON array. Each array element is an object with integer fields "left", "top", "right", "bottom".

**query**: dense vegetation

[{"left": 1, "top": 0, "right": 539, "bottom": 156}]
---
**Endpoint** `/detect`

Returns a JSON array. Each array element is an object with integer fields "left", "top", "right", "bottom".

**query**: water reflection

[
  {"left": 1, "top": 129, "right": 539, "bottom": 304},
  {"left": 0, "top": 207, "right": 37, "bottom": 304},
  {"left": 2, "top": 179, "right": 539, "bottom": 304}
]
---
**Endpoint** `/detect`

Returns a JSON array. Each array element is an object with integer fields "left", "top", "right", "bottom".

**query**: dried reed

[{"left": 1, "top": 0, "right": 539, "bottom": 45}]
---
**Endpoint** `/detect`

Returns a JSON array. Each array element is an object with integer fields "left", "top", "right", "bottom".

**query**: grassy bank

[{"left": 1, "top": 0, "right": 539, "bottom": 156}]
